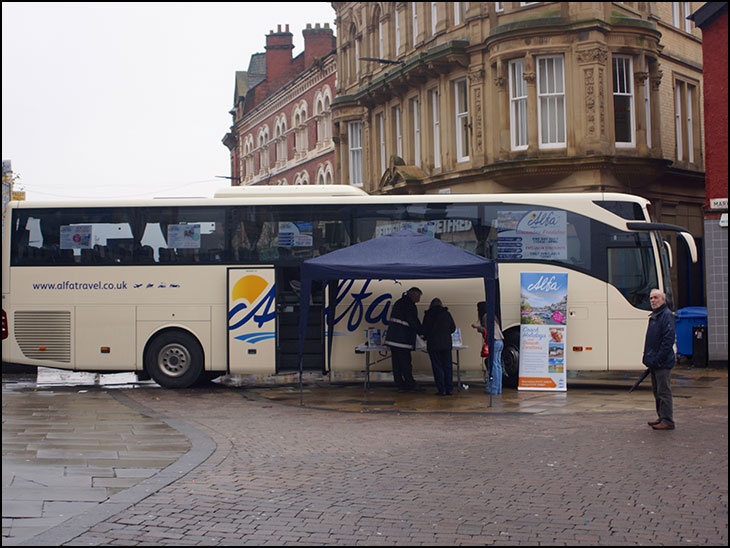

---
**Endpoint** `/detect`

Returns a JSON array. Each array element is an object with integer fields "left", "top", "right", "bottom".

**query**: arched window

[
  {"left": 257, "top": 126, "right": 269, "bottom": 173},
  {"left": 322, "top": 88, "right": 332, "bottom": 143},
  {"left": 315, "top": 92, "right": 325, "bottom": 148},
  {"left": 374, "top": 5, "right": 383, "bottom": 60},
  {"left": 347, "top": 22, "right": 359, "bottom": 84},
  {"left": 313, "top": 87, "right": 333, "bottom": 148},
  {"left": 294, "top": 170, "right": 309, "bottom": 185},
  {"left": 274, "top": 115, "right": 287, "bottom": 166},
  {"left": 243, "top": 135, "right": 255, "bottom": 181},
  {"left": 295, "top": 101, "right": 308, "bottom": 157}
]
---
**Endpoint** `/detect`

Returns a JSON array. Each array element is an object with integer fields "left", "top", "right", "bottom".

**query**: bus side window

[{"left": 607, "top": 246, "right": 656, "bottom": 310}]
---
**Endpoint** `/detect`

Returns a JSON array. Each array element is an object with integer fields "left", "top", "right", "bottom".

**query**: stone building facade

[
  {"left": 223, "top": 23, "right": 337, "bottom": 187},
  {"left": 331, "top": 2, "right": 707, "bottom": 309}
]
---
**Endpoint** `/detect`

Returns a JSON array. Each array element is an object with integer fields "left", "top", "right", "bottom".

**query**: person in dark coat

[
  {"left": 384, "top": 287, "right": 423, "bottom": 392},
  {"left": 643, "top": 289, "right": 676, "bottom": 430},
  {"left": 422, "top": 298, "right": 457, "bottom": 395}
]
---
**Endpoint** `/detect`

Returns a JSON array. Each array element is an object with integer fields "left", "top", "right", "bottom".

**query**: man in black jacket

[
  {"left": 385, "top": 287, "right": 423, "bottom": 392},
  {"left": 643, "top": 289, "right": 676, "bottom": 430},
  {"left": 422, "top": 298, "right": 457, "bottom": 395}
]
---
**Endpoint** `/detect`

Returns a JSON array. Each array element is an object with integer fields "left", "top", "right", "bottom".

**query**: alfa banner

[{"left": 518, "top": 273, "right": 568, "bottom": 391}]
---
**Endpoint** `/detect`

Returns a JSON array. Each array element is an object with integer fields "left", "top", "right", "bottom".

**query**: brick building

[
  {"left": 690, "top": 2, "right": 728, "bottom": 363},
  {"left": 223, "top": 23, "right": 337, "bottom": 186},
  {"left": 331, "top": 2, "right": 707, "bottom": 309}
]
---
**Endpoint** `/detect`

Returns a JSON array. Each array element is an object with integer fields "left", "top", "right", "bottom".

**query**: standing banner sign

[{"left": 518, "top": 273, "right": 568, "bottom": 391}]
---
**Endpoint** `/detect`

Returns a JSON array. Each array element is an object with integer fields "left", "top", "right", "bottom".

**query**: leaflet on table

[
  {"left": 497, "top": 210, "right": 567, "bottom": 260},
  {"left": 518, "top": 273, "right": 568, "bottom": 391},
  {"left": 366, "top": 328, "right": 382, "bottom": 347}
]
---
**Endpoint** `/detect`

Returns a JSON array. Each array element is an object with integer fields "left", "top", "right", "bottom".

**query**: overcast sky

[{"left": 2, "top": 2, "right": 336, "bottom": 201}]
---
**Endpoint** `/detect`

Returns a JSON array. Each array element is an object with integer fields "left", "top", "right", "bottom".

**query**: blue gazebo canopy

[{"left": 297, "top": 230, "right": 498, "bottom": 387}]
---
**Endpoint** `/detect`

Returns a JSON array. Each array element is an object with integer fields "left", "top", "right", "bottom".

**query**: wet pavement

[{"left": 2, "top": 364, "right": 728, "bottom": 546}]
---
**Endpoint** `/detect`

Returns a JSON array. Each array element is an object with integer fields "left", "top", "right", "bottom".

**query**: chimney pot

[
  {"left": 286, "top": 24, "right": 290, "bottom": 32},
  {"left": 277, "top": 24, "right": 281, "bottom": 32}
]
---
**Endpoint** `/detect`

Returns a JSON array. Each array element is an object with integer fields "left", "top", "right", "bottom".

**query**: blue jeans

[{"left": 487, "top": 339, "right": 504, "bottom": 394}]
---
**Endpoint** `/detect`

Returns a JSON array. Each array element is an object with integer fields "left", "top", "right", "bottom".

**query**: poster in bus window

[
  {"left": 60, "top": 225, "right": 92, "bottom": 249},
  {"left": 518, "top": 272, "right": 568, "bottom": 391},
  {"left": 375, "top": 220, "right": 474, "bottom": 238},
  {"left": 278, "top": 222, "right": 313, "bottom": 247},
  {"left": 497, "top": 210, "right": 567, "bottom": 260},
  {"left": 168, "top": 224, "right": 201, "bottom": 249}
]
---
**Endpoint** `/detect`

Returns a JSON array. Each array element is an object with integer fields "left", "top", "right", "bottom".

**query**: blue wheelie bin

[{"left": 675, "top": 307, "right": 707, "bottom": 357}]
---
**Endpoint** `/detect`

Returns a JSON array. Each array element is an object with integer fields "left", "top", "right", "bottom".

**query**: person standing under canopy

[
  {"left": 384, "top": 287, "right": 424, "bottom": 392},
  {"left": 422, "top": 297, "right": 456, "bottom": 396}
]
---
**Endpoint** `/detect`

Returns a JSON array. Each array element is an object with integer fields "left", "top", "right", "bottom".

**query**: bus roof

[{"left": 213, "top": 185, "right": 368, "bottom": 198}]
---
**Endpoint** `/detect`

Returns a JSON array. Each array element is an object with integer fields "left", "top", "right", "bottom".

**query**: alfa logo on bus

[{"left": 229, "top": 274, "right": 275, "bottom": 343}]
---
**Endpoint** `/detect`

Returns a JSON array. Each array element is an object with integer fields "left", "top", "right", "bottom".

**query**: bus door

[
  {"left": 276, "top": 266, "right": 324, "bottom": 373},
  {"left": 227, "top": 267, "right": 276, "bottom": 375}
]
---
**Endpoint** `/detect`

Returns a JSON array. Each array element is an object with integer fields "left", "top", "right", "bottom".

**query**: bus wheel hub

[{"left": 159, "top": 344, "right": 190, "bottom": 377}]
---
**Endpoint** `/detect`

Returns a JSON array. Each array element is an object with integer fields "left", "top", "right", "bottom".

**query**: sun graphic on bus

[
  {"left": 229, "top": 274, "right": 276, "bottom": 340},
  {"left": 231, "top": 274, "right": 268, "bottom": 305}
]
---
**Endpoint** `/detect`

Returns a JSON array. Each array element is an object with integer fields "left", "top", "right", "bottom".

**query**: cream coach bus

[{"left": 1, "top": 186, "right": 697, "bottom": 388}]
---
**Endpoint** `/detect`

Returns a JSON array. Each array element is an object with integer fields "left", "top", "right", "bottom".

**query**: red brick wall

[
  {"left": 239, "top": 68, "right": 336, "bottom": 184},
  {"left": 702, "top": 10, "right": 728, "bottom": 214}
]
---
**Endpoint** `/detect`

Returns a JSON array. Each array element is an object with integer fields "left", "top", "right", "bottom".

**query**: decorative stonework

[
  {"left": 468, "top": 68, "right": 485, "bottom": 84},
  {"left": 494, "top": 75, "right": 506, "bottom": 91},
  {"left": 651, "top": 70, "right": 663, "bottom": 91},
  {"left": 576, "top": 47, "right": 608, "bottom": 65},
  {"left": 473, "top": 86, "right": 483, "bottom": 152},
  {"left": 523, "top": 71, "right": 536, "bottom": 84},
  {"left": 635, "top": 71, "right": 649, "bottom": 85},
  {"left": 584, "top": 68, "right": 596, "bottom": 136},
  {"left": 598, "top": 67, "right": 606, "bottom": 135}
]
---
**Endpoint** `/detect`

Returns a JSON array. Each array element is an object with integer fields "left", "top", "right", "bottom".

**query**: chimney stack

[
  {"left": 302, "top": 22, "right": 336, "bottom": 70},
  {"left": 265, "top": 24, "right": 294, "bottom": 86}
]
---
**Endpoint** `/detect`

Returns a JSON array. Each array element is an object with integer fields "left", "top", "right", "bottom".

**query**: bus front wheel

[
  {"left": 502, "top": 329, "right": 520, "bottom": 389},
  {"left": 145, "top": 330, "right": 204, "bottom": 389}
]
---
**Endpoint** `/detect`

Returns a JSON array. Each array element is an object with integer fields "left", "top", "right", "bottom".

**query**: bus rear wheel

[
  {"left": 145, "top": 330, "right": 204, "bottom": 388},
  {"left": 502, "top": 329, "right": 520, "bottom": 389}
]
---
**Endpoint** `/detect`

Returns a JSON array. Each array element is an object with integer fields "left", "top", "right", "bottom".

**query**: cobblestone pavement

[{"left": 2, "top": 369, "right": 728, "bottom": 546}]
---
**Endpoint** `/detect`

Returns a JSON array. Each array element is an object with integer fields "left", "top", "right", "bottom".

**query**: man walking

[
  {"left": 643, "top": 289, "right": 676, "bottom": 430},
  {"left": 385, "top": 287, "right": 423, "bottom": 392}
]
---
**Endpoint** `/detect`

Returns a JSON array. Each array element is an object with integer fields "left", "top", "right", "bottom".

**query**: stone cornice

[
  {"left": 332, "top": 40, "right": 469, "bottom": 109},
  {"left": 487, "top": 16, "right": 660, "bottom": 46}
]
